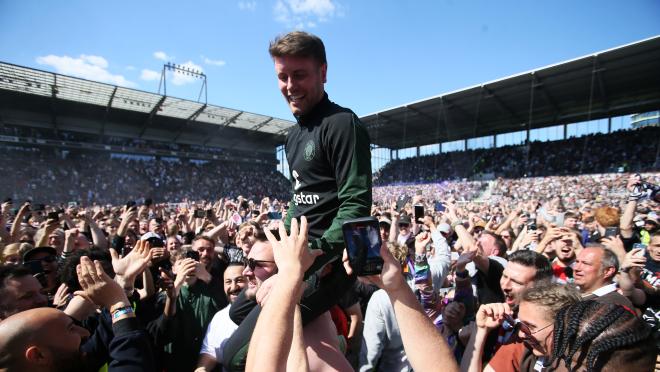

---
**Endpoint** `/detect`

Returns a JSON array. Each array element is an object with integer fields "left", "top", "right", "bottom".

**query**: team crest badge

[{"left": 304, "top": 140, "right": 316, "bottom": 161}]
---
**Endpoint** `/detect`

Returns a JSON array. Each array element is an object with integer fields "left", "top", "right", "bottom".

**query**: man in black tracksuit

[{"left": 222, "top": 31, "right": 371, "bottom": 370}]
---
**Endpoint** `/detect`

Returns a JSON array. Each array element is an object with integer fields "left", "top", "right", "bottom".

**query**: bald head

[{"left": 0, "top": 308, "right": 89, "bottom": 371}]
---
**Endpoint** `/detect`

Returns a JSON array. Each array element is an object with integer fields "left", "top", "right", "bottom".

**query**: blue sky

[{"left": 1, "top": 0, "right": 659, "bottom": 124}]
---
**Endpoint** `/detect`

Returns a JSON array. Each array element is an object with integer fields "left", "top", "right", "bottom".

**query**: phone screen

[
  {"left": 414, "top": 205, "right": 424, "bottom": 221},
  {"left": 342, "top": 217, "right": 383, "bottom": 276},
  {"left": 604, "top": 227, "right": 619, "bottom": 238}
]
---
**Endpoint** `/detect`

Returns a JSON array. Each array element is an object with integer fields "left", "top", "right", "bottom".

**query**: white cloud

[
  {"left": 35, "top": 54, "right": 136, "bottom": 87},
  {"left": 274, "top": 0, "right": 341, "bottom": 27},
  {"left": 125, "top": 65, "right": 136, "bottom": 71},
  {"left": 202, "top": 56, "right": 226, "bottom": 67},
  {"left": 140, "top": 69, "right": 161, "bottom": 81},
  {"left": 238, "top": 1, "right": 257, "bottom": 11},
  {"left": 153, "top": 51, "right": 171, "bottom": 61},
  {"left": 170, "top": 61, "right": 204, "bottom": 86}
]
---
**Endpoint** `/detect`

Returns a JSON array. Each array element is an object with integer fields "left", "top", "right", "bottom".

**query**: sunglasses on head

[{"left": 243, "top": 257, "right": 276, "bottom": 271}]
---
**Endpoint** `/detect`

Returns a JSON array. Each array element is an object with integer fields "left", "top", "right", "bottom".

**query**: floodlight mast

[{"left": 157, "top": 62, "right": 208, "bottom": 104}]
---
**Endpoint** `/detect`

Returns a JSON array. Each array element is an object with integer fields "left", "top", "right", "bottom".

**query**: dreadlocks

[{"left": 548, "top": 300, "right": 655, "bottom": 372}]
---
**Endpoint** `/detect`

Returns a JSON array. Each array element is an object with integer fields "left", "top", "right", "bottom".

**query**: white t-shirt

[{"left": 199, "top": 304, "right": 239, "bottom": 365}]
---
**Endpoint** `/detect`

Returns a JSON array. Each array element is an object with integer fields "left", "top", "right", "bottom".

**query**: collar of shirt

[
  {"left": 590, "top": 282, "right": 618, "bottom": 297},
  {"left": 295, "top": 92, "right": 330, "bottom": 126}
]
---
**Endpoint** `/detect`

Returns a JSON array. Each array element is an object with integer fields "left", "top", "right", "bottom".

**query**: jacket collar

[{"left": 295, "top": 92, "right": 330, "bottom": 126}]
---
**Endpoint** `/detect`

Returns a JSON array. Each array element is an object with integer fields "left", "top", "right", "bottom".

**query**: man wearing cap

[
  {"left": 396, "top": 215, "right": 416, "bottom": 249},
  {"left": 22, "top": 246, "right": 59, "bottom": 301}
]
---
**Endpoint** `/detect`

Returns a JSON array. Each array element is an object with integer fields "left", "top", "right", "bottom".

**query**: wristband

[
  {"left": 455, "top": 270, "right": 469, "bottom": 279},
  {"left": 111, "top": 305, "right": 134, "bottom": 320}
]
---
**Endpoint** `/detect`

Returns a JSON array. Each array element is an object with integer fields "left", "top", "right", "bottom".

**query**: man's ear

[
  {"left": 25, "top": 345, "right": 49, "bottom": 365},
  {"left": 603, "top": 266, "right": 617, "bottom": 281},
  {"left": 320, "top": 63, "right": 327, "bottom": 84}
]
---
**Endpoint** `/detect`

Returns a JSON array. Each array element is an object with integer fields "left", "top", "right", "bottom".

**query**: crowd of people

[
  {"left": 0, "top": 146, "right": 290, "bottom": 204},
  {"left": 374, "top": 125, "right": 660, "bottom": 185},
  {"left": 0, "top": 169, "right": 658, "bottom": 371}
]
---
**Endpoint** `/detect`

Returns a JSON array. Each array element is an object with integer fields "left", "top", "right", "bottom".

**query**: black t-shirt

[{"left": 473, "top": 258, "right": 506, "bottom": 305}]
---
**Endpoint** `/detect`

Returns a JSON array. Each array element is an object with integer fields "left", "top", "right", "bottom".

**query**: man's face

[
  {"left": 223, "top": 265, "right": 246, "bottom": 303},
  {"left": 517, "top": 301, "right": 555, "bottom": 357},
  {"left": 274, "top": 55, "right": 327, "bottom": 117},
  {"left": 563, "top": 217, "right": 578, "bottom": 229},
  {"left": 192, "top": 239, "right": 215, "bottom": 270},
  {"left": 398, "top": 223, "right": 410, "bottom": 236},
  {"left": 36, "top": 309, "right": 90, "bottom": 371},
  {"left": 500, "top": 262, "right": 537, "bottom": 306},
  {"left": 573, "top": 248, "right": 607, "bottom": 293},
  {"left": 139, "top": 220, "right": 148, "bottom": 235},
  {"left": 149, "top": 219, "right": 163, "bottom": 235},
  {"left": 27, "top": 251, "right": 58, "bottom": 283},
  {"left": 48, "top": 234, "right": 63, "bottom": 250},
  {"left": 166, "top": 236, "right": 181, "bottom": 255},
  {"left": 379, "top": 224, "right": 390, "bottom": 241},
  {"left": 648, "top": 235, "right": 660, "bottom": 262},
  {"left": 243, "top": 241, "right": 277, "bottom": 300},
  {"left": 0, "top": 275, "right": 48, "bottom": 319},
  {"left": 127, "top": 220, "right": 139, "bottom": 232},
  {"left": 552, "top": 236, "right": 576, "bottom": 263},
  {"left": 477, "top": 234, "right": 498, "bottom": 257}
]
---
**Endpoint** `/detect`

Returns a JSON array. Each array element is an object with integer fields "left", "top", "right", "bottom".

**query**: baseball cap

[
  {"left": 399, "top": 215, "right": 412, "bottom": 225},
  {"left": 23, "top": 246, "right": 57, "bottom": 262},
  {"left": 437, "top": 223, "right": 451, "bottom": 234},
  {"left": 140, "top": 232, "right": 164, "bottom": 247},
  {"left": 379, "top": 217, "right": 392, "bottom": 227}
]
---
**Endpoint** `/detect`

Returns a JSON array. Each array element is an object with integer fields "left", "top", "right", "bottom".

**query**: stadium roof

[
  {"left": 361, "top": 35, "right": 660, "bottom": 150},
  {"left": 0, "top": 62, "right": 295, "bottom": 152}
]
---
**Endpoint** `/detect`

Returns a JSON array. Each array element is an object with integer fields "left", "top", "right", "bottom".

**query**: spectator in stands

[
  {"left": 197, "top": 261, "right": 247, "bottom": 371},
  {"left": 0, "top": 265, "right": 48, "bottom": 320},
  {"left": 574, "top": 246, "right": 633, "bottom": 307}
]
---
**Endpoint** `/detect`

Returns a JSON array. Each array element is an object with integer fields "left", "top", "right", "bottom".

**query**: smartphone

[
  {"left": 434, "top": 202, "right": 445, "bottom": 212},
  {"left": 68, "top": 201, "right": 78, "bottom": 208},
  {"left": 267, "top": 211, "right": 282, "bottom": 220},
  {"left": 342, "top": 216, "right": 383, "bottom": 276},
  {"left": 126, "top": 200, "right": 137, "bottom": 209},
  {"left": 604, "top": 227, "right": 619, "bottom": 238},
  {"left": 414, "top": 205, "right": 424, "bottom": 221},
  {"left": 145, "top": 236, "right": 164, "bottom": 248},
  {"left": 194, "top": 209, "right": 206, "bottom": 218},
  {"left": 185, "top": 250, "right": 200, "bottom": 261},
  {"left": 47, "top": 211, "right": 60, "bottom": 220},
  {"left": 396, "top": 195, "right": 411, "bottom": 211},
  {"left": 144, "top": 198, "right": 153, "bottom": 207},
  {"left": 206, "top": 209, "right": 214, "bottom": 218},
  {"left": 632, "top": 243, "right": 647, "bottom": 256}
]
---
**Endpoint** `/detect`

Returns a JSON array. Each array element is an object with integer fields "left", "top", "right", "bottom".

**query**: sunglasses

[
  {"left": 26, "top": 255, "right": 57, "bottom": 264},
  {"left": 398, "top": 223, "right": 410, "bottom": 228},
  {"left": 243, "top": 257, "right": 276, "bottom": 271},
  {"left": 502, "top": 314, "right": 552, "bottom": 352}
]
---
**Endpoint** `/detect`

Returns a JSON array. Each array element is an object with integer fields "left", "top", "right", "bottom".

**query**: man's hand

[
  {"left": 75, "top": 256, "right": 128, "bottom": 309},
  {"left": 264, "top": 217, "right": 322, "bottom": 277},
  {"left": 174, "top": 258, "right": 197, "bottom": 288},
  {"left": 110, "top": 240, "right": 152, "bottom": 280},
  {"left": 455, "top": 250, "right": 477, "bottom": 272},
  {"left": 195, "top": 261, "right": 212, "bottom": 283},
  {"left": 414, "top": 231, "right": 431, "bottom": 255},
  {"left": 364, "top": 240, "right": 408, "bottom": 295},
  {"left": 476, "top": 302, "right": 512, "bottom": 331},
  {"left": 621, "top": 248, "right": 646, "bottom": 273}
]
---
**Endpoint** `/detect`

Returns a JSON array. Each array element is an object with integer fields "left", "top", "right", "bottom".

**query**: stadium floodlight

[{"left": 158, "top": 62, "right": 208, "bottom": 104}]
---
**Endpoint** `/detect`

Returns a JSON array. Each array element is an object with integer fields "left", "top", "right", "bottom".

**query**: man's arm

[
  {"left": 246, "top": 218, "right": 321, "bottom": 372},
  {"left": 375, "top": 242, "right": 459, "bottom": 372},
  {"left": 313, "top": 114, "right": 372, "bottom": 252}
]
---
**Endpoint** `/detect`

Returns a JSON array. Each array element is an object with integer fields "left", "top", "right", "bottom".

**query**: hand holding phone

[{"left": 342, "top": 217, "right": 383, "bottom": 276}]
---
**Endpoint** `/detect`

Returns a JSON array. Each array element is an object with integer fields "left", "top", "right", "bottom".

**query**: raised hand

[
  {"left": 75, "top": 256, "right": 128, "bottom": 309},
  {"left": 110, "top": 240, "right": 152, "bottom": 280},
  {"left": 476, "top": 302, "right": 512, "bottom": 331},
  {"left": 264, "top": 217, "right": 322, "bottom": 276}
]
